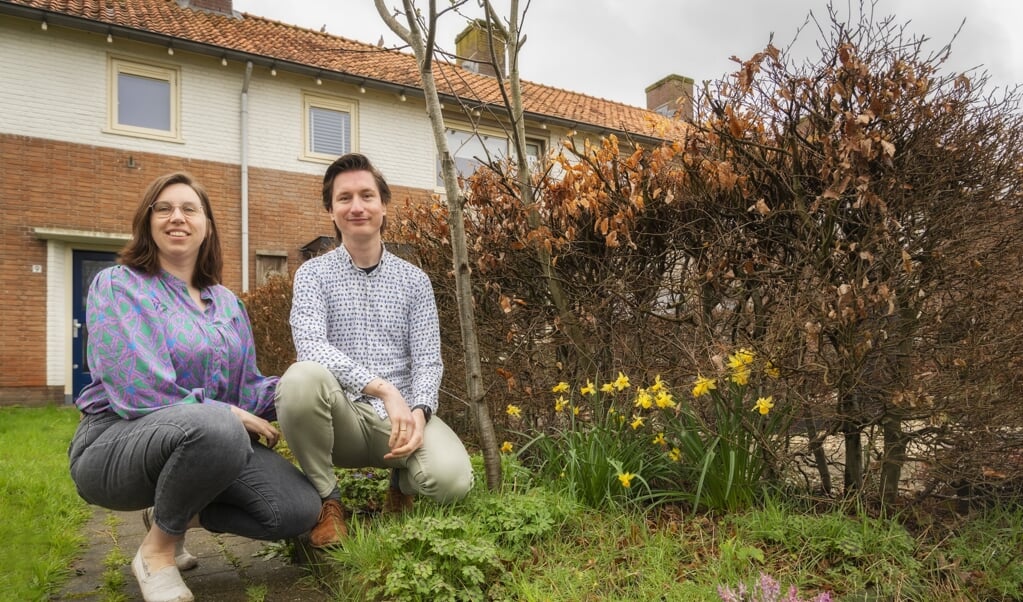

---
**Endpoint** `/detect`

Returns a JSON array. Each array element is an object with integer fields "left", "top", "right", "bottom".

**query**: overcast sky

[{"left": 234, "top": 0, "right": 1022, "bottom": 108}]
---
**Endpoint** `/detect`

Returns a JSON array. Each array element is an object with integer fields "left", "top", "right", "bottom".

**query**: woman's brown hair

[{"left": 119, "top": 172, "right": 223, "bottom": 288}]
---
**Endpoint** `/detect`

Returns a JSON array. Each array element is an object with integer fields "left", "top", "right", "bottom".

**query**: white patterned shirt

[{"left": 290, "top": 244, "right": 443, "bottom": 418}]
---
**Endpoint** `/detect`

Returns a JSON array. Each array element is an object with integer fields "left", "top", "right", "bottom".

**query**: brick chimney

[
  {"left": 178, "top": 0, "right": 235, "bottom": 17},
  {"left": 455, "top": 20, "right": 506, "bottom": 77},
  {"left": 645, "top": 74, "right": 694, "bottom": 120}
]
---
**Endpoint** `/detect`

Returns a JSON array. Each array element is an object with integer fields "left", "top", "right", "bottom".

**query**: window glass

[
  {"left": 309, "top": 106, "right": 350, "bottom": 156},
  {"left": 108, "top": 57, "right": 179, "bottom": 140},
  {"left": 117, "top": 73, "right": 171, "bottom": 130}
]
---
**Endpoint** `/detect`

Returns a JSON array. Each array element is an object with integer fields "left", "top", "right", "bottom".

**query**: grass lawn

[
  {"left": 319, "top": 462, "right": 1023, "bottom": 601},
  {"left": 5, "top": 405, "right": 1022, "bottom": 602},
  {"left": 0, "top": 406, "right": 90, "bottom": 601}
]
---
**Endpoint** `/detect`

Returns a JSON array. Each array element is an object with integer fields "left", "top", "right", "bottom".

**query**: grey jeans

[{"left": 68, "top": 403, "right": 320, "bottom": 540}]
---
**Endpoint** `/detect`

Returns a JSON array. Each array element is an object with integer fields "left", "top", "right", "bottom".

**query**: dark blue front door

[{"left": 72, "top": 251, "right": 118, "bottom": 400}]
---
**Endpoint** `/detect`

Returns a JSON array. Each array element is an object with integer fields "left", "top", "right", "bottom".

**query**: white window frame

[
  {"left": 302, "top": 93, "right": 358, "bottom": 163},
  {"left": 106, "top": 56, "right": 181, "bottom": 142}
]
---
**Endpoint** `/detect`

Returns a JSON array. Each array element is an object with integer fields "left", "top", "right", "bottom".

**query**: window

[
  {"left": 438, "top": 128, "right": 507, "bottom": 186},
  {"left": 525, "top": 139, "right": 544, "bottom": 169},
  {"left": 438, "top": 127, "right": 545, "bottom": 187},
  {"left": 255, "top": 253, "right": 289, "bottom": 286},
  {"left": 303, "top": 94, "right": 357, "bottom": 162},
  {"left": 108, "top": 57, "right": 180, "bottom": 141}
]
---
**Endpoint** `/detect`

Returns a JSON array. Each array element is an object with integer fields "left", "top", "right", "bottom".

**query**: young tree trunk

[
  {"left": 879, "top": 412, "right": 907, "bottom": 512},
  {"left": 375, "top": 0, "right": 501, "bottom": 490},
  {"left": 840, "top": 393, "right": 864, "bottom": 494},
  {"left": 879, "top": 304, "right": 917, "bottom": 511},
  {"left": 805, "top": 415, "right": 833, "bottom": 496}
]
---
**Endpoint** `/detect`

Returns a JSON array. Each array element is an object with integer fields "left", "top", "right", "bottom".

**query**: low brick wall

[{"left": 0, "top": 386, "right": 66, "bottom": 406}]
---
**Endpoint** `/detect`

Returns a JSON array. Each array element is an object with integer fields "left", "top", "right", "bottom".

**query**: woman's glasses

[{"left": 150, "top": 202, "right": 204, "bottom": 219}]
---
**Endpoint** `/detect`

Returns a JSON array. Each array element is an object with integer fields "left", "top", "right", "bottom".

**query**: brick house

[{"left": 0, "top": 0, "right": 692, "bottom": 404}]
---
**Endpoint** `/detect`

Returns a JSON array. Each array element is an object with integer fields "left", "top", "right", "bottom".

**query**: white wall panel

[
  {"left": 356, "top": 90, "right": 439, "bottom": 190},
  {"left": 244, "top": 72, "right": 314, "bottom": 174},
  {"left": 45, "top": 241, "right": 66, "bottom": 388},
  {"left": 1, "top": 21, "right": 108, "bottom": 143}
]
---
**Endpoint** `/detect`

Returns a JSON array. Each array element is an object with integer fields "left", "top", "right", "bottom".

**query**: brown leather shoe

[
  {"left": 384, "top": 486, "right": 414, "bottom": 514},
  {"left": 309, "top": 499, "right": 348, "bottom": 548}
]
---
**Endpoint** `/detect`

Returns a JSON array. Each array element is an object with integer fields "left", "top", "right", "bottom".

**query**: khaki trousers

[{"left": 275, "top": 361, "right": 474, "bottom": 503}]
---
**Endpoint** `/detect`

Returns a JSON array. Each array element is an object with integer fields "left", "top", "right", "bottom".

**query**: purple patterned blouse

[{"left": 75, "top": 265, "right": 279, "bottom": 420}]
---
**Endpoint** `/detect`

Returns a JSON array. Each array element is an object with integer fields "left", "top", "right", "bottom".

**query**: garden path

[{"left": 56, "top": 505, "right": 331, "bottom": 601}]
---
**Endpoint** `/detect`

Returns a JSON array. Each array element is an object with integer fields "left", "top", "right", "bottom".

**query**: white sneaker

[{"left": 131, "top": 547, "right": 194, "bottom": 602}]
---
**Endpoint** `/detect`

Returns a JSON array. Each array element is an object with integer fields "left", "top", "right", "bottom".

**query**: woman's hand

[{"left": 229, "top": 405, "right": 280, "bottom": 448}]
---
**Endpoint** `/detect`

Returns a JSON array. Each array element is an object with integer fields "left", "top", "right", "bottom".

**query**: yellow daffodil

[
  {"left": 500, "top": 441, "right": 514, "bottom": 453},
  {"left": 730, "top": 366, "right": 750, "bottom": 386},
  {"left": 692, "top": 375, "right": 716, "bottom": 398},
  {"left": 618, "top": 472, "right": 635, "bottom": 488},
  {"left": 630, "top": 415, "right": 645, "bottom": 429},
  {"left": 506, "top": 404, "right": 522, "bottom": 418},
  {"left": 551, "top": 381, "right": 570, "bottom": 393},
  {"left": 580, "top": 380, "right": 596, "bottom": 396},
  {"left": 652, "top": 432, "right": 667, "bottom": 446},
  {"left": 634, "top": 389, "right": 653, "bottom": 409},
  {"left": 600, "top": 382, "right": 615, "bottom": 393},
  {"left": 648, "top": 374, "right": 666, "bottom": 393},
  {"left": 753, "top": 396, "right": 775, "bottom": 415},
  {"left": 613, "top": 372, "right": 631, "bottom": 391},
  {"left": 655, "top": 391, "right": 676, "bottom": 409},
  {"left": 572, "top": 405, "right": 581, "bottom": 416},
  {"left": 554, "top": 396, "right": 568, "bottom": 412},
  {"left": 764, "top": 361, "right": 780, "bottom": 379},
  {"left": 668, "top": 447, "right": 682, "bottom": 462},
  {"left": 727, "top": 348, "right": 755, "bottom": 369}
]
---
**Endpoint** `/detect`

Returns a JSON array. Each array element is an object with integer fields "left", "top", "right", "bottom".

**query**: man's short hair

[{"left": 321, "top": 153, "right": 392, "bottom": 211}]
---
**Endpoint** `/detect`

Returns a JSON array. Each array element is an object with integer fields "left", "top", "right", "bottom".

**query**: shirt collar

[
  {"left": 159, "top": 269, "right": 213, "bottom": 300},
  {"left": 335, "top": 243, "right": 390, "bottom": 271}
]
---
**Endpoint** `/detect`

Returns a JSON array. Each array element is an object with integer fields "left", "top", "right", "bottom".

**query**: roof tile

[{"left": 6, "top": 0, "right": 669, "bottom": 136}]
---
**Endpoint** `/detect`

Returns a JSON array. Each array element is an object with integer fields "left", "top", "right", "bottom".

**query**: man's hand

[
  {"left": 366, "top": 378, "right": 426, "bottom": 460},
  {"left": 229, "top": 405, "right": 280, "bottom": 448},
  {"left": 385, "top": 406, "right": 427, "bottom": 460}
]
